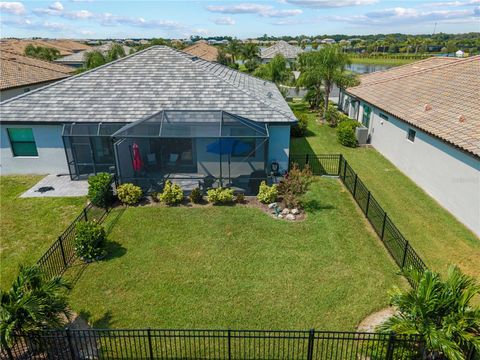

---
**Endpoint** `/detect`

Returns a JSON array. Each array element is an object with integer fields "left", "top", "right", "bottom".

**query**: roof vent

[
  {"left": 458, "top": 115, "right": 466, "bottom": 123},
  {"left": 424, "top": 104, "right": 432, "bottom": 111},
  {"left": 263, "top": 81, "right": 268, "bottom": 86},
  {"left": 190, "top": 56, "right": 199, "bottom": 61},
  {"left": 267, "top": 91, "right": 273, "bottom": 98}
]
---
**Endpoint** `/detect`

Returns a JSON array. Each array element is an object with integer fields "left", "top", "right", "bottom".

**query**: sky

[{"left": 0, "top": 0, "right": 479, "bottom": 39}]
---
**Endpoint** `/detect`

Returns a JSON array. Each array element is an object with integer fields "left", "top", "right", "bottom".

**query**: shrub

[
  {"left": 74, "top": 221, "right": 107, "bottom": 261},
  {"left": 117, "top": 183, "right": 142, "bottom": 205},
  {"left": 235, "top": 193, "right": 245, "bottom": 204},
  {"left": 87, "top": 173, "right": 113, "bottom": 208},
  {"left": 337, "top": 119, "right": 359, "bottom": 147},
  {"left": 244, "top": 59, "right": 260, "bottom": 73},
  {"left": 189, "top": 187, "right": 203, "bottom": 204},
  {"left": 207, "top": 187, "right": 234, "bottom": 204},
  {"left": 150, "top": 192, "right": 160, "bottom": 202},
  {"left": 158, "top": 180, "right": 184, "bottom": 205},
  {"left": 291, "top": 113, "right": 308, "bottom": 137},
  {"left": 277, "top": 164, "right": 313, "bottom": 208},
  {"left": 257, "top": 181, "right": 278, "bottom": 204}
]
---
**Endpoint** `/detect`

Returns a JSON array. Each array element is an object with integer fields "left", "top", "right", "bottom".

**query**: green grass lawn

[
  {"left": 68, "top": 178, "right": 403, "bottom": 330},
  {"left": 0, "top": 176, "right": 85, "bottom": 288},
  {"left": 290, "top": 102, "right": 480, "bottom": 279}
]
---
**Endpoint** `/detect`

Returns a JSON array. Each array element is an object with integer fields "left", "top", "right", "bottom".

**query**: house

[
  {"left": 321, "top": 38, "right": 336, "bottom": 44},
  {"left": 183, "top": 42, "right": 219, "bottom": 62},
  {"left": 0, "top": 51, "right": 74, "bottom": 101},
  {"left": 0, "top": 39, "right": 90, "bottom": 56},
  {"left": 339, "top": 56, "right": 480, "bottom": 235},
  {"left": 260, "top": 40, "right": 303, "bottom": 64},
  {"left": 54, "top": 42, "right": 131, "bottom": 68},
  {"left": 0, "top": 46, "right": 297, "bottom": 193}
]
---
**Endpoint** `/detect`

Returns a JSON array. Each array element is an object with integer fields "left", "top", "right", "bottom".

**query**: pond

[{"left": 346, "top": 63, "right": 393, "bottom": 74}]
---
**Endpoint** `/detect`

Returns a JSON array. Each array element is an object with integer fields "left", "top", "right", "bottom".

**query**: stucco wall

[
  {"left": 0, "top": 82, "right": 57, "bottom": 102},
  {"left": 0, "top": 124, "right": 69, "bottom": 175},
  {"left": 267, "top": 124, "right": 291, "bottom": 174},
  {"left": 361, "top": 102, "right": 480, "bottom": 236}
]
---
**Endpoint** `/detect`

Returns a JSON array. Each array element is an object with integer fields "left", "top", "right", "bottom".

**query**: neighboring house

[
  {"left": 183, "top": 42, "right": 219, "bottom": 62},
  {"left": 55, "top": 42, "right": 131, "bottom": 68},
  {"left": 339, "top": 56, "right": 480, "bottom": 236},
  {"left": 260, "top": 40, "right": 303, "bottom": 64},
  {"left": 0, "top": 51, "right": 74, "bottom": 101},
  {"left": 321, "top": 38, "right": 336, "bottom": 44},
  {"left": 0, "top": 46, "right": 297, "bottom": 194},
  {"left": 0, "top": 39, "right": 90, "bottom": 57}
]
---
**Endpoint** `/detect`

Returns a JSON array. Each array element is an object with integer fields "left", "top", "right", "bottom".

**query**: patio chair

[
  {"left": 166, "top": 153, "right": 179, "bottom": 170},
  {"left": 201, "top": 175, "right": 216, "bottom": 192}
]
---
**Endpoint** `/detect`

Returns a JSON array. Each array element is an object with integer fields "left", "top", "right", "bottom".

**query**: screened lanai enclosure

[{"left": 62, "top": 110, "right": 271, "bottom": 194}]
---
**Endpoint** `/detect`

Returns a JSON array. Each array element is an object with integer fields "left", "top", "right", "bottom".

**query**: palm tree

[
  {"left": 84, "top": 50, "right": 106, "bottom": 70},
  {"left": 226, "top": 38, "right": 241, "bottom": 64},
  {"left": 241, "top": 43, "right": 259, "bottom": 62},
  {"left": 0, "top": 265, "right": 71, "bottom": 359},
  {"left": 297, "top": 45, "right": 358, "bottom": 123},
  {"left": 378, "top": 266, "right": 480, "bottom": 360}
]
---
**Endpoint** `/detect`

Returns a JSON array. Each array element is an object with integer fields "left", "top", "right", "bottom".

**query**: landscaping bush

[
  {"left": 158, "top": 180, "right": 184, "bottom": 205},
  {"left": 87, "top": 173, "right": 113, "bottom": 208},
  {"left": 74, "top": 221, "right": 107, "bottom": 261},
  {"left": 189, "top": 187, "right": 203, "bottom": 204},
  {"left": 278, "top": 164, "right": 313, "bottom": 208},
  {"left": 337, "top": 119, "right": 359, "bottom": 147},
  {"left": 291, "top": 113, "right": 308, "bottom": 137},
  {"left": 244, "top": 59, "right": 260, "bottom": 73},
  {"left": 207, "top": 187, "right": 234, "bottom": 204},
  {"left": 117, "top": 183, "right": 142, "bottom": 205},
  {"left": 235, "top": 192, "right": 245, "bottom": 204},
  {"left": 257, "top": 181, "right": 278, "bottom": 204}
]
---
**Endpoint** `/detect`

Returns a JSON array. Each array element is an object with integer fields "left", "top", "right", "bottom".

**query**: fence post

[
  {"left": 337, "top": 154, "right": 342, "bottom": 176},
  {"left": 58, "top": 236, "right": 67, "bottom": 267},
  {"left": 401, "top": 241, "right": 409, "bottom": 269},
  {"left": 352, "top": 174, "right": 358, "bottom": 197},
  {"left": 228, "top": 329, "right": 232, "bottom": 360},
  {"left": 380, "top": 212, "right": 387, "bottom": 240},
  {"left": 147, "top": 328, "right": 154, "bottom": 360},
  {"left": 385, "top": 332, "right": 396, "bottom": 360},
  {"left": 365, "top": 191, "right": 371, "bottom": 216},
  {"left": 307, "top": 329, "right": 315, "bottom": 360},
  {"left": 83, "top": 207, "right": 88, "bottom": 222},
  {"left": 343, "top": 159, "right": 347, "bottom": 180},
  {"left": 65, "top": 328, "right": 76, "bottom": 360},
  {"left": 305, "top": 154, "right": 309, "bottom": 166}
]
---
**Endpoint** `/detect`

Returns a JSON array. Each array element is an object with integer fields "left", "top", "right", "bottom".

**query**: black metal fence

[
  {"left": 36, "top": 202, "right": 110, "bottom": 280},
  {"left": 289, "top": 154, "right": 427, "bottom": 276},
  {"left": 4, "top": 329, "right": 423, "bottom": 360}
]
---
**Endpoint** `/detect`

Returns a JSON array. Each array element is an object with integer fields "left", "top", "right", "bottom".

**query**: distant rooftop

[
  {"left": 183, "top": 42, "right": 219, "bottom": 62},
  {"left": 55, "top": 43, "right": 131, "bottom": 64},
  {"left": 1, "top": 51, "right": 74, "bottom": 90},
  {"left": 346, "top": 56, "right": 480, "bottom": 157},
  {"left": 260, "top": 40, "right": 303, "bottom": 60},
  {"left": 0, "top": 39, "right": 91, "bottom": 56},
  {"left": 1, "top": 46, "right": 296, "bottom": 124}
]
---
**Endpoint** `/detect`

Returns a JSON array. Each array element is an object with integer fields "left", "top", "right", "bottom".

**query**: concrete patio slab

[{"left": 20, "top": 174, "right": 88, "bottom": 198}]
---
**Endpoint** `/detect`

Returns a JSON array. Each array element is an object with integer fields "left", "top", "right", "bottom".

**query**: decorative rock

[
  {"left": 291, "top": 208, "right": 300, "bottom": 215},
  {"left": 277, "top": 214, "right": 284, "bottom": 219},
  {"left": 268, "top": 202, "right": 277, "bottom": 209},
  {"left": 285, "top": 214, "right": 296, "bottom": 221},
  {"left": 281, "top": 208, "right": 290, "bottom": 215}
]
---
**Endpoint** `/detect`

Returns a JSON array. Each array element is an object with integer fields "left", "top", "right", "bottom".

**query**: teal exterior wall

[{"left": 267, "top": 124, "right": 291, "bottom": 174}]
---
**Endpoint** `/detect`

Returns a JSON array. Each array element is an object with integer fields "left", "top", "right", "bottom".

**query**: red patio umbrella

[{"left": 132, "top": 142, "right": 143, "bottom": 172}]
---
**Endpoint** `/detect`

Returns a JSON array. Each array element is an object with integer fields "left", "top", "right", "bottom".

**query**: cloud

[
  {"left": 213, "top": 16, "right": 236, "bottom": 25},
  {"left": 207, "top": 3, "right": 302, "bottom": 17},
  {"left": 428, "top": 0, "right": 480, "bottom": 6},
  {"left": 331, "top": 7, "right": 477, "bottom": 25},
  {"left": 281, "top": 0, "right": 377, "bottom": 8},
  {"left": 49, "top": 1, "right": 63, "bottom": 11},
  {"left": 0, "top": 1, "right": 26, "bottom": 15},
  {"left": 1, "top": 16, "right": 69, "bottom": 31}
]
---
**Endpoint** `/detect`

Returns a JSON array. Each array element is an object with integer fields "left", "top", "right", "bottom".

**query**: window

[
  {"left": 407, "top": 128, "right": 416, "bottom": 142},
  {"left": 379, "top": 113, "right": 389, "bottom": 121},
  {"left": 362, "top": 104, "right": 371, "bottom": 127},
  {"left": 7, "top": 128, "right": 38, "bottom": 156}
]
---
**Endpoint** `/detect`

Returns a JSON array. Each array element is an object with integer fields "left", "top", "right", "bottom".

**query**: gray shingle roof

[
  {"left": 54, "top": 43, "right": 131, "bottom": 64},
  {"left": 260, "top": 40, "right": 303, "bottom": 60},
  {"left": 1, "top": 46, "right": 296, "bottom": 124}
]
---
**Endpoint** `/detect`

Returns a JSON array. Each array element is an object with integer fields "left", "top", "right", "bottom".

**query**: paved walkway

[{"left": 20, "top": 174, "right": 88, "bottom": 198}]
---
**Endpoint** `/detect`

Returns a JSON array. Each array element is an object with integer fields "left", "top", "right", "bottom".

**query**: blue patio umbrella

[{"left": 206, "top": 138, "right": 252, "bottom": 183}]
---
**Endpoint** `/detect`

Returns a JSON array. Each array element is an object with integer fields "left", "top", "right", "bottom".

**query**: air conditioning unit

[{"left": 355, "top": 126, "right": 369, "bottom": 145}]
